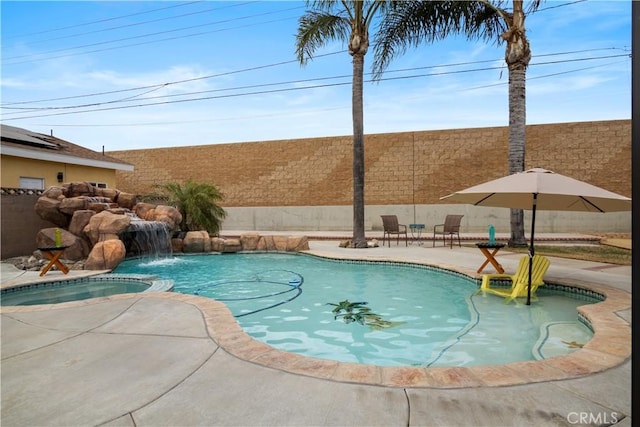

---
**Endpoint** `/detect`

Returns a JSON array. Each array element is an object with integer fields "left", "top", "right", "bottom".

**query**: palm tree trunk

[
  {"left": 508, "top": 63, "right": 527, "bottom": 246},
  {"left": 505, "top": 0, "right": 529, "bottom": 247},
  {"left": 351, "top": 53, "right": 367, "bottom": 248}
]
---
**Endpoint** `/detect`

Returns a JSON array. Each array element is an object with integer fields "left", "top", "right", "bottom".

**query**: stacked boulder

[
  {"left": 33, "top": 182, "right": 310, "bottom": 271},
  {"left": 34, "top": 182, "right": 181, "bottom": 270}
]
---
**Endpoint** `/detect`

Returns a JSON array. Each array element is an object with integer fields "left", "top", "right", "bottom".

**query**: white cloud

[{"left": 1, "top": 0, "right": 630, "bottom": 151}]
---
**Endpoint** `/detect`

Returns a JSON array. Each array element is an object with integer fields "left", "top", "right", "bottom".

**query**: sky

[{"left": 0, "top": 1, "right": 631, "bottom": 153}]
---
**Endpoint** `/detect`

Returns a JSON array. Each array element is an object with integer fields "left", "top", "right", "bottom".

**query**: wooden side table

[
  {"left": 38, "top": 246, "right": 70, "bottom": 276},
  {"left": 475, "top": 243, "right": 505, "bottom": 274}
]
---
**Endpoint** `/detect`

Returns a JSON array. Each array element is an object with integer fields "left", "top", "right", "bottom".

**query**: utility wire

[
  {"left": 2, "top": 7, "right": 304, "bottom": 64},
  {"left": 0, "top": 50, "right": 345, "bottom": 107},
  {"left": 2, "top": 0, "right": 583, "bottom": 65},
  {"left": 22, "top": 58, "right": 627, "bottom": 128},
  {"left": 1, "top": 47, "right": 626, "bottom": 108},
  {"left": 3, "top": 1, "right": 205, "bottom": 39},
  {"left": 23, "top": 56, "right": 623, "bottom": 129},
  {"left": 535, "top": 0, "right": 587, "bottom": 13},
  {"left": 1, "top": 53, "right": 628, "bottom": 121},
  {"left": 9, "top": 2, "right": 258, "bottom": 46}
]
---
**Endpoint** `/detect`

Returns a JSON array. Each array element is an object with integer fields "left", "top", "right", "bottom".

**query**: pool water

[
  {"left": 1, "top": 279, "right": 149, "bottom": 306},
  {"left": 114, "top": 253, "right": 595, "bottom": 367},
  {"left": 1, "top": 275, "right": 173, "bottom": 307}
]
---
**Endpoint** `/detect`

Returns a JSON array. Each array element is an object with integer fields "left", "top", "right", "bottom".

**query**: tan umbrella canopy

[{"left": 441, "top": 167, "right": 631, "bottom": 304}]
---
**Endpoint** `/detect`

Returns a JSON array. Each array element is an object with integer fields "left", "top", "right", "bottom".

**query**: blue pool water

[
  {"left": 114, "top": 253, "right": 595, "bottom": 367},
  {"left": 2, "top": 279, "right": 148, "bottom": 306},
  {"left": 1, "top": 275, "right": 174, "bottom": 306}
]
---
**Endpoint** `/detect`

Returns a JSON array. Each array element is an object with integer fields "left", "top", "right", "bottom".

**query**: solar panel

[{"left": 1, "top": 124, "right": 60, "bottom": 149}]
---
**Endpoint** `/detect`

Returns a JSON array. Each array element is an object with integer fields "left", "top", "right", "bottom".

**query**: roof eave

[{"left": 0, "top": 145, "right": 135, "bottom": 172}]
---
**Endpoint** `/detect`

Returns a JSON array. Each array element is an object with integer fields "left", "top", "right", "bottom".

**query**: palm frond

[
  {"left": 372, "top": 1, "right": 506, "bottom": 79},
  {"left": 296, "top": 11, "right": 350, "bottom": 64},
  {"left": 154, "top": 179, "right": 226, "bottom": 234}
]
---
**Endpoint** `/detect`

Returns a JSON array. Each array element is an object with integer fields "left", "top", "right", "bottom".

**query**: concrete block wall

[
  {"left": 220, "top": 205, "right": 631, "bottom": 234},
  {"left": 109, "top": 120, "right": 631, "bottom": 233},
  {"left": 1, "top": 193, "right": 56, "bottom": 259}
]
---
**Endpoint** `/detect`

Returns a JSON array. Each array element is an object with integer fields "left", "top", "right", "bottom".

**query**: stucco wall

[
  {"left": 108, "top": 119, "right": 631, "bottom": 233},
  {"left": 1, "top": 155, "right": 117, "bottom": 189}
]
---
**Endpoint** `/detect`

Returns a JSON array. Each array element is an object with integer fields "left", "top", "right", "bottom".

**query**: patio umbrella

[{"left": 440, "top": 167, "right": 631, "bottom": 305}]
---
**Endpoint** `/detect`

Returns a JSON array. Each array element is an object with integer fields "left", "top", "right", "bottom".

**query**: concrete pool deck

[{"left": 0, "top": 234, "right": 632, "bottom": 426}]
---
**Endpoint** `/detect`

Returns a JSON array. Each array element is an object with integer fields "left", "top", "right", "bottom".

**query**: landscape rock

[
  {"left": 115, "top": 192, "right": 137, "bottom": 210},
  {"left": 35, "top": 227, "right": 89, "bottom": 261},
  {"left": 41, "top": 186, "right": 65, "bottom": 200},
  {"left": 222, "top": 238, "right": 242, "bottom": 253},
  {"left": 210, "top": 237, "right": 225, "bottom": 252},
  {"left": 94, "top": 187, "right": 119, "bottom": 200},
  {"left": 133, "top": 203, "right": 181, "bottom": 233},
  {"left": 85, "top": 239, "right": 126, "bottom": 270},
  {"left": 64, "top": 182, "right": 96, "bottom": 197},
  {"left": 132, "top": 202, "right": 156, "bottom": 220},
  {"left": 260, "top": 235, "right": 275, "bottom": 251},
  {"left": 68, "top": 210, "right": 95, "bottom": 237},
  {"left": 150, "top": 205, "right": 182, "bottom": 232},
  {"left": 87, "top": 201, "right": 118, "bottom": 213},
  {"left": 28, "top": 182, "right": 307, "bottom": 271},
  {"left": 240, "top": 233, "right": 261, "bottom": 251},
  {"left": 287, "top": 236, "right": 309, "bottom": 251},
  {"left": 171, "top": 238, "right": 184, "bottom": 253},
  {"left": 183, "top": 231, "right": 210, "bottom": 253},
  {"left": 34, "top": 196, "right": 69, "bottom": 228},
  {"left": 271, "top": 236, "right": 289, "bottom": 251},
  {"left": 59, "top": 196, "right": 92, "bottom": 215},
  {"left": 84, "top": 211, "right": 132, "bottom": 245}
]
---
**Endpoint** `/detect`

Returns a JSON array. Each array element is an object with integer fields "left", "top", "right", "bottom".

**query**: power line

[
  {"left": 22, "top": 56, "right": 625, "bottom": 129},
  {"left": 535, "top": 0, "right": 588, "bottom": 13},
  {"left": 3, "top": 1, "right": 205, "bottom": 39},
  {"left": 1, "top": 48, "right": 627, "bottom": 109},
  {"left": 0, "top": 50, "right": 345, "bottom": 107},
  {"left": 2, "top": 0, "right": 585, "bottom": 65},
  {"left": 1, "top": 53, "right": 628, "bottom": 121},
  {"left": 11, "top": 2, "right": 259, "bottom": 47},
  {"left": 0, "top": 0, "right": 624, "bottom": 123},
  {"left": 2, "top": 6, "right": 304, "bottom": 65},
  {"left": 464, "top": 59, "right": 629, "bottom": 91}
]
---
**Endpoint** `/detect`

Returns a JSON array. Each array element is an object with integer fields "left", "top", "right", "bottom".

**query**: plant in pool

[{"left": 327, "top": 300, "right": 405, "bottom": 330}]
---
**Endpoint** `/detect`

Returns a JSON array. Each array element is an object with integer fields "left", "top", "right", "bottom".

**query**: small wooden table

[
  {"left": 38, "top": 246, "right": 70, "bottom": 277},
  {"left": 475, "top": 243, "right": 506, "bottom": 274}
]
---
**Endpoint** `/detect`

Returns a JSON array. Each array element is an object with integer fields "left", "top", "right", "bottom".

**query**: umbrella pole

[{"left": 527, "top": 194, "right": 538, "bottom": 305}]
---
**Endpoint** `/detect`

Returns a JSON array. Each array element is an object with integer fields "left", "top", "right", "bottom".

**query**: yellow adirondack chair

[{"left": 480, "top": 255, "right": 551, "bottom": 304}]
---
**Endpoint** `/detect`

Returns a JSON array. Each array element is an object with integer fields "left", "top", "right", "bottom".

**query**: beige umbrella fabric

[
  {"left": 440, "top": 167, "right": 631, "bottom": 304},
  {"left": 440, "top": 168, "right": 631, "bottom": 213}
]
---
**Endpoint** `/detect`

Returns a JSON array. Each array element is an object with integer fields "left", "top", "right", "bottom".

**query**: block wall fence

[{"left": 110, "top": 120, "right": 631, "bottom": 206}]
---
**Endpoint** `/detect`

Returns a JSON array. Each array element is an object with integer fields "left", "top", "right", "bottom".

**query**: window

[
  {"left": 89, "top": 182, "right": 107, "bottom": 188},
  {"left": 19, "top": 177, "right": 44, "bottom": 189}
]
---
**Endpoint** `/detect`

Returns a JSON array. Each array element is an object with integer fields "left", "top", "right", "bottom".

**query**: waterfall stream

[{"left": 119, "top": 218, "right": 172, "bottom": 259}]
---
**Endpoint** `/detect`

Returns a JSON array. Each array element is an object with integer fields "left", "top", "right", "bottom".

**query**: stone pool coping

[{"left": 0, "top": 253, "right": 631, "bottom": 389}]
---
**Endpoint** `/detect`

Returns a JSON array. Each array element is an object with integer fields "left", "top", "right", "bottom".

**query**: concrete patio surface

[{"left": 0, "top": 234, "right": 631, "bottom": 427}]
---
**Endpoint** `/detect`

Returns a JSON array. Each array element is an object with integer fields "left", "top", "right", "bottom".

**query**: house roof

[{"left": 0, "top": 124, "right": 134, "bottom": 171}]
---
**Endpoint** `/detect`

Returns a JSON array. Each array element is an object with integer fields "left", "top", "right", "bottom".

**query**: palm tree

[
  {"left": 296, "top": 0, "right": 392, "bottom": 249},
  {"left": 373, "top": 0, "right": 541, "bottom": 247},
  {"left": 156, "top": 179, "right": 227, "bottom": 235}
]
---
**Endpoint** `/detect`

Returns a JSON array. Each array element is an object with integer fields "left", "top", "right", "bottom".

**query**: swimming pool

[
  {"left": 114, "top": 253, "right": 596, "bottom": 367},
  {"left": 0, "top": 274, "right": 174, "bottom": 306}
]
